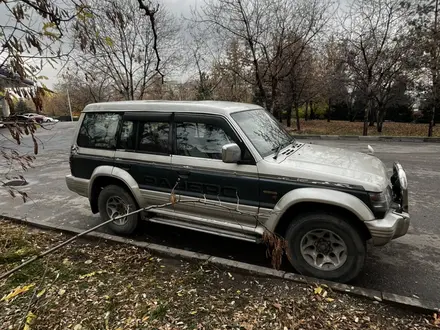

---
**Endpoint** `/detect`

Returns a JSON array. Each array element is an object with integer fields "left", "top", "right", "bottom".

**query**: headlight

[{"left": 369, "top": 187, "right": 392, "bottom": 213}]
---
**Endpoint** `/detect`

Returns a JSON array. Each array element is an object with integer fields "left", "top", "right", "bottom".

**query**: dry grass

[
  {"left": 285, "top": 120, "right": 440, "bottom": 137},
  {"left": 0, "top": 220, "right": 438, "bottom": 330}
]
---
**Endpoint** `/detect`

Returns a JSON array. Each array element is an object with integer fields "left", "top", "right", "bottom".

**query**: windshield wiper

[
  {"left": 273, "top": 137, "right": 297, "bottom": 160},
  {"left": 273, "top": 141, "right": 290, "bottom": 159},
  {"left": 273, "top": 143, "right": 284, "bottom": 160}
]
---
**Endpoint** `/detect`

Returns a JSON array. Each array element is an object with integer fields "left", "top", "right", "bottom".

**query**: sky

[
  {"left": 21, "top": 0, "right": 198, "bottom": 89},
  {"left": 3, "top": 0, "right": 346, "bottom": 89}
]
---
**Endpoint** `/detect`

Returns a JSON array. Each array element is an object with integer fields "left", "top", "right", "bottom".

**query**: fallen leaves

[
  {"left": 1, "top": 283, "right": 35, "bottom": 302},
  {"left": 273, "top": 302, "right": 282, "bottom": 311},
  {"left": 36, "top": 289, "right": 46, "bottom": 298},
  {"left": 0, "top": 221, "right": 437, "bottom": 330},
  {"left": 23, "top": 311, "right": 36, "bottom": 330},
  {"left": 313, "top": 285, "right": 336, "bottom": 304},
  {"left": 78, "top": 270, "right": 105, "bottom": 279},
  {"left": 314, "top": 286, "right": 323, "bottom": 295},
  {"left": 170, "top": 193, "right": 177, "bottom": 204}
]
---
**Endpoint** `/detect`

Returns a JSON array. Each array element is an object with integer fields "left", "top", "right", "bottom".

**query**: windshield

[{"left": 231, "top": 109, "right": 294, "bottom": 158}]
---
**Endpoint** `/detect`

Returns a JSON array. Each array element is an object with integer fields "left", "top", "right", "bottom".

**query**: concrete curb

[
  {"left": 2, "top": 216, "right": 439, "bottom": 314},
  {"left": 294, "top": 135, "right": 440, "bottom": 143}
]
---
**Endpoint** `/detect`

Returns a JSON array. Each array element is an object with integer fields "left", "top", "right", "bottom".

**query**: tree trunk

[
  {"left": 130, "top": 73, "right": 135, "bottom": 100},
  {"left": 327, "top": 97, "right": 331, "bottom": 122},
  {"left": 369, "top": 109, "right": 375, "bottom": 127},
  {"left": 309, "top": 101, "right": 315, "bottom": 120},
  {"left": 377, "top": 120, "right": 384, "bottom": 133},
  {"left": 287, "top": 105, "right": 292, "bottom": 127},
  {"left": 273, "top": 107, "right": 279, "bottom": 120},
  {"left": 429, "top": 86, "right": 438, "bottom": 137},
  {"left": 428, "top": 109, "right": 435, "bottom": 137},
  {"left": 377, "top": 110, "right": 385, "bottom": 133},
  {"left": 363, "top": 100, "right": 370, "bottom": 136},
  {"left": 429, "top": 76, "right": 438, "bottom": 136},
  {"left": 305, "top": 102, "right": 309, "bottom": 121},
  {"left": 294, "top": 103, "right": 301, "bottom": 131},
  {"left": 429, "top": 0, "right": 439, "bottom": 137}
]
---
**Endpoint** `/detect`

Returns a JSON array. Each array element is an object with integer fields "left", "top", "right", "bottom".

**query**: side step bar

[{"left": 148, "top": 217, "right": 259, "bottom": 243}]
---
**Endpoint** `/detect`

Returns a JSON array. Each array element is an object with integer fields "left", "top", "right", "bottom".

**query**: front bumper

[
  {"left": 365, "top": 210, "right": 410, "bottom": 246},
  {"left": 366, "top": 161, "right": 410, "bottom": 246}
]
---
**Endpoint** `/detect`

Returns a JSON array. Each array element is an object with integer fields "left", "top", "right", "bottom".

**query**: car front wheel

[
  {"left": 97, "top": 185, "right": 139, "bottom": 235},
  {"left": 285, "top": 212, "right": 366, "bottom": 283}
]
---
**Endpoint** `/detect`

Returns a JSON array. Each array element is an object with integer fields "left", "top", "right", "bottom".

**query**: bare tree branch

[{"left": 137, "top": 0, "right": 164, "bottom": 82}]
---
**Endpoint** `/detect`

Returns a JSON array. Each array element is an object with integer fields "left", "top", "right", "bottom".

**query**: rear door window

[
  {"left": 77, "top": 113, "right": 121, "bottom": 149},
  {"left": 118, "top": 120, "right": 136, "bottom": 150},
  {"left": 138, "top": 122, "right": 170, "bottom": 154}
]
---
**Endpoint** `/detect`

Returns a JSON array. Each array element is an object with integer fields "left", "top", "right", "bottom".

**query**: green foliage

[
  {"left": 0, "top": 0, "right": 80, "bottom": 81},
  {"left": 42, "top": 30, "right": 61, "bottom": 39},
  {"left": 42, "top": 22, "right": 57, "bottom": 31},
  {"left": 149, "top": 303, "right": 168, "bottom": 321},
  {"left": 104, "top": 37, "right": 114, "bottom": 47},
  {"left": 77, "top": 6, "right": 94, "bottom": 22},
  {"left": 288, "top": 102, "right": 328, "bottom": 119},
  {"left": 14, "top": 99, "right": 32, "bottom": 114}
]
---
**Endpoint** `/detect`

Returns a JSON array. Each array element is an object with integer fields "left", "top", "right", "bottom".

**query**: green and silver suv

[{"left": 66, "top": 100, "right": 410, "bottom": 282}]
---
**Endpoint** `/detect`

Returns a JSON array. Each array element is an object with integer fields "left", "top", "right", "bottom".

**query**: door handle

[{"left": 178, "top": 170, "right": 190, "bottom": 179}]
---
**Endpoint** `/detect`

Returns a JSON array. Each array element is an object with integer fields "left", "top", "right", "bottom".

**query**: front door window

[{"left": 176, "top": 122, "right": 234, "bottom": 160}]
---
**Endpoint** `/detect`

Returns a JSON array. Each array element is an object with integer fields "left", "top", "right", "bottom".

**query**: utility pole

[
  {"left": 429, "top": 0, "right": 439, "bottom": 137},
  {"left": 66, "top": 88, "right": 73, "bottom": 121}
]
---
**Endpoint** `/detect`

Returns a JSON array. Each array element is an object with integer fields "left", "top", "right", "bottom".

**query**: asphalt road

[{"left": 1, "top": 122, "right": 440, "bottom": 304}]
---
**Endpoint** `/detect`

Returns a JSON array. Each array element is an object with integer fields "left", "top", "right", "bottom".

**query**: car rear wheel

[
  {"left": 98, "top": 185, "right": 138, "bottom": 235},
  {"left": 285, "top": 212, "right": 366, "bottom": 283}
]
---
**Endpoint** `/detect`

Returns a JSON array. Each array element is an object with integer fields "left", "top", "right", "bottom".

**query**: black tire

[
  {"left": 285, "top": 212, "right": 366, "bottom": 283},
  {"left": 97, "top": 185, "right": 139, "bottom": 235}
]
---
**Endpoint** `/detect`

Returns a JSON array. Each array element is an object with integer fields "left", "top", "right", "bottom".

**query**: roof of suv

[{"left": 83, "top": 100, "right": 262, "bottom": 115}]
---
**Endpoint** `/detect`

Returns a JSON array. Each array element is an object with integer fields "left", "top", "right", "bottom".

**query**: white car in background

[
  {"left": 43, "top": 116, "right": 59, "bottom": 123},
  {"left": 22, "top": 113, "right": 59, "bottom": 123}
]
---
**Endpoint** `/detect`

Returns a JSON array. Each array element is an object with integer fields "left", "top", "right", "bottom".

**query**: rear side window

[{"left": 77, "top": 113, "right": 121, "bottom": 149}]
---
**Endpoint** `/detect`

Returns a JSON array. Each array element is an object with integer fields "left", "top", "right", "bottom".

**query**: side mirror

[{"left": 222, "top": 143, "right": 241, "bottom": 163}]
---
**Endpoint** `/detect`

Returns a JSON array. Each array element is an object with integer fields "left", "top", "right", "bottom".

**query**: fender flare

[
  {"left": 88, "top": 166, "right": 143, "bottom": 205},
  {"left": 266, "top": 187, "right": 375, "bottom": 232}
]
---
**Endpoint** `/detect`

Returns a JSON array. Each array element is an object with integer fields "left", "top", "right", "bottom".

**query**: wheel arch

[
  {"left": 274, "top": 202, "right": 372, "bottom": 242},
  {"left": 268, "top": 188, "right": 374, "bottom": 241},
  {"left": 89, "top": 166, "right": 142, "bottom": 213}
]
